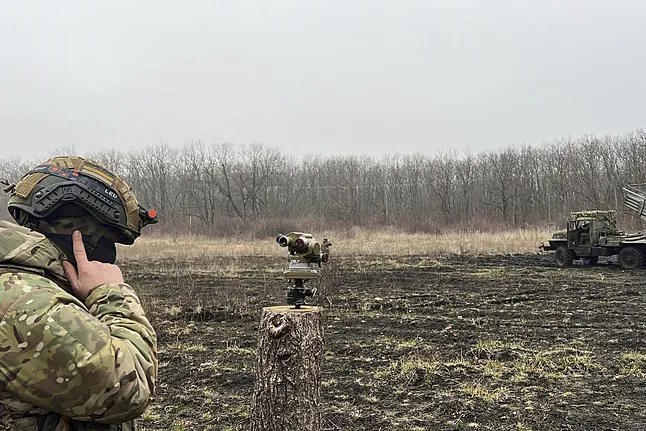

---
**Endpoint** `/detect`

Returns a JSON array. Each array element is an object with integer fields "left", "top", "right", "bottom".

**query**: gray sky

[{"left": 1, "top": 0, "right": 645, "bottom": 158}]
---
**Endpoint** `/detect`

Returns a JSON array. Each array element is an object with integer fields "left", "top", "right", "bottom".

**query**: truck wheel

[
  {"left": 618, "top": 247, "right": 644, "bottom": 270},
  {"left": 582, "top": 256, "right": 599, "bottom": 266},
  {"left": 555, "top": 246, "right": 574, "bottom": 267}
]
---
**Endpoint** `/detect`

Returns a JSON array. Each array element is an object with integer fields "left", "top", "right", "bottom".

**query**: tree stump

[{"left": 251, "top": 306, "right": 324, "bottom": 431}]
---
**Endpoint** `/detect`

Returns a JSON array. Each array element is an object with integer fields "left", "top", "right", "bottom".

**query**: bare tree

[{"left": 2, "top": 129, "right": 646, "bottom": 233}]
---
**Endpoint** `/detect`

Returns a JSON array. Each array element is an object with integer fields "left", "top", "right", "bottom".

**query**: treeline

[{"left": 3, "top": 129, "right": 646, "bottom": 235}]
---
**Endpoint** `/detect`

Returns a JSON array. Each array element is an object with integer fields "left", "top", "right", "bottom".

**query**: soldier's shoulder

[{"left": 0, "top": 271, "right": 72, "bottom": 318}]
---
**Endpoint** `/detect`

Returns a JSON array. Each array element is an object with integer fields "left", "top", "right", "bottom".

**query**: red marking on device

[{"left": 147, "top": 208, "right": 158, "bottom": 219}]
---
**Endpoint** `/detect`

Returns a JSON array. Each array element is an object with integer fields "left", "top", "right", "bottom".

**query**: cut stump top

[{"left": 263, "top": 306, "right": 323, "bottom": 314}]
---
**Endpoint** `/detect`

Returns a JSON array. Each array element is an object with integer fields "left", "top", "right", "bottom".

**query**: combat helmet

[{"left": 6, "top": 156, "right": 157, "bottom": 248}]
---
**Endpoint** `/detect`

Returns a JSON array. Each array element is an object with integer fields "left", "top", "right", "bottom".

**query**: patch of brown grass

[{"left": 118, "top": 228, "right": 550, "bottom": 261}]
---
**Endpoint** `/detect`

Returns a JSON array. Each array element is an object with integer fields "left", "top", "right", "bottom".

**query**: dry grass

[
  {"left": 374, "top": 357, "right": 441, "bottom": 386},
  {"left": 460, "top": 383, "right": 508, "bottom": 403},
  {"left": 118, "top": 228, "right": 550, "bottom": 261},
  {"left": 618, "top": 350, "right": 646, "bottom": 377}
]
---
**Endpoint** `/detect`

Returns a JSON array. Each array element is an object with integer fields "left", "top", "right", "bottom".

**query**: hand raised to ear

[{"left": 62, "top": 230, "right": 124, "bottom": 301}]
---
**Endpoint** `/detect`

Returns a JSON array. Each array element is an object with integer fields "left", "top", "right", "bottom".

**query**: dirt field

[{"left": 125, "top": 248, "right": 646, "bottom": 431}]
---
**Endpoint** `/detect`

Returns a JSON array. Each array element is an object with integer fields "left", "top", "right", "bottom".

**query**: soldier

[{"left": 0, "top": 156, "right": 158, "bottom": 430}]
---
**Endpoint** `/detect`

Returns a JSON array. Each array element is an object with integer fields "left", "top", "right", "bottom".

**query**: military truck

[{"left": 542, "top": 184, "right": 646, "bottom": 269}]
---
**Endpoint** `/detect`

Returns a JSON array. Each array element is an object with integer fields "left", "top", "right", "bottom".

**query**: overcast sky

[{"left": 1, "top": 0, "right": 645, "bottom": 158}]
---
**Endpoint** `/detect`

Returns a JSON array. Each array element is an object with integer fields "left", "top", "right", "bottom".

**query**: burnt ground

[{"left": 126, "top": 253, "right": 646, "bottom": 431}]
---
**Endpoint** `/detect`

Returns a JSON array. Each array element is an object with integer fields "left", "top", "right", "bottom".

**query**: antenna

[{"left": 0, "top": 179, "right": 16, "bottom": 194}]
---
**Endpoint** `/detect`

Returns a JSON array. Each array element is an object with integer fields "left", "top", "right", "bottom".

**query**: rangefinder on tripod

[{"left": 276, "top": 232, "right": 332, "bottom": 308}]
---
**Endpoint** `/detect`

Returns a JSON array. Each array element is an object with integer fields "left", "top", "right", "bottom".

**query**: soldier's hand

[{"left": 62, "top": 230, "right": 124, "bottom": 301}]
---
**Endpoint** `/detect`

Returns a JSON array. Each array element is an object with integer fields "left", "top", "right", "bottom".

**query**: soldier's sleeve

[{"left": 0, "top": 273, "right": 157, "bottom": 423}]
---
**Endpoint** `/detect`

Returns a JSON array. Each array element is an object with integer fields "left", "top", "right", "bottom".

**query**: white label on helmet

[{"left": 105, "top": 188, "right": 118, "bottom": 199}]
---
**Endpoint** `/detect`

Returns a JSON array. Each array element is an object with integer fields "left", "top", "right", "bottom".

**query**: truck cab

[{"left": 566, "top": 211, "right": 619, "bottom": 255}]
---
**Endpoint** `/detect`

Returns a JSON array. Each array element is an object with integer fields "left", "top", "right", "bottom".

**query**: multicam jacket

[{"left": 0, "top": 221, "right": 157, "bottom": 430}]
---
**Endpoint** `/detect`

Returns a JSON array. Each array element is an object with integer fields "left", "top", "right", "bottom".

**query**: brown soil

[{"left": 128, "top": 254, "right": 646, "bottom": 431}]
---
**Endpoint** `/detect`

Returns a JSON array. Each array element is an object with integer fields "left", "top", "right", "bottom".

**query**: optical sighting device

[{"left": 276, "top": 232, "right": 331, "bottom": 308}]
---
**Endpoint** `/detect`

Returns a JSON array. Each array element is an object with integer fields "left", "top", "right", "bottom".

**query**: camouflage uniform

[{"left": 0, "top": 158, "right": 158, "bottom": 431}]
